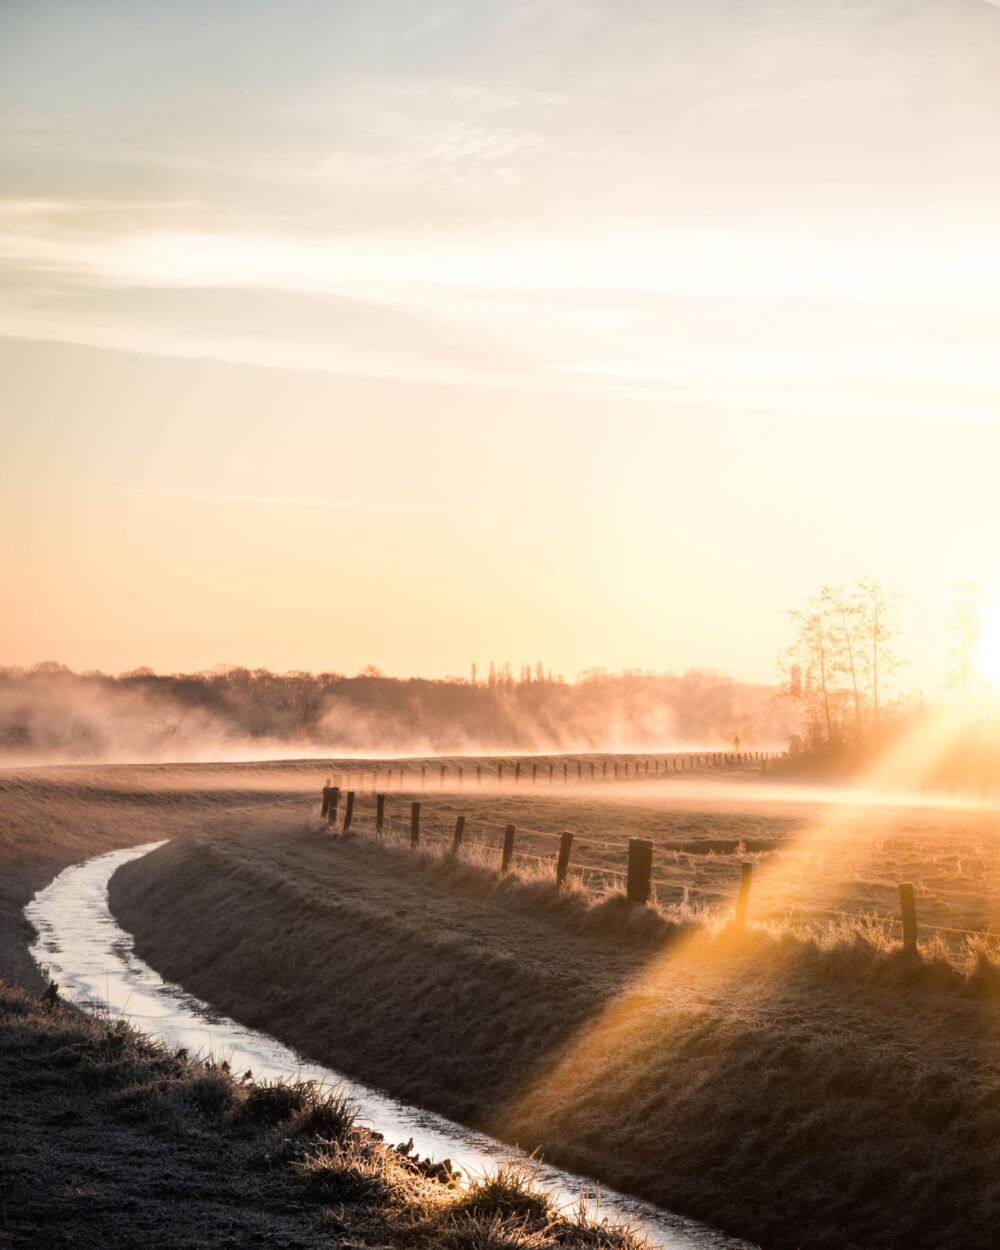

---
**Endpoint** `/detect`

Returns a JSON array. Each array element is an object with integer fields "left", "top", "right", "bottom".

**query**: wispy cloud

[{"left": 112, "top": 486, "right": 432, "bottom": 513}]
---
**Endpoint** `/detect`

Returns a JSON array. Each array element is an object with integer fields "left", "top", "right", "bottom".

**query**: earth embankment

[{"left": 111, "top": 811, "right": 1000, "bottom": 1250}]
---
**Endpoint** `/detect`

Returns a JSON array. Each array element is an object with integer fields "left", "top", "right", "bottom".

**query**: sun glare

[{"left": 979, "top": 602, "right": 1000, "bottom": 688}]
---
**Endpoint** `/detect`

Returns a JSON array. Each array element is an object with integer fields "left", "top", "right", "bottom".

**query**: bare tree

[
  {"left": 781, "top": 576, "right": 904, "bottom": 751},
  {"left": 783, "top": 603, "right": 839, "bottom": 746},
  {"left": 821, "top": 584, "right": 864, "bottom": 744},
  {"left": 853, "top": 576, "right": 903, "bottom": 740}
]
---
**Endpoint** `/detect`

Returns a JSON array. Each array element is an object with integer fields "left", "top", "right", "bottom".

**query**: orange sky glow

[{"left": 2, "top": 1, "right": 1000, "bottom": 691}]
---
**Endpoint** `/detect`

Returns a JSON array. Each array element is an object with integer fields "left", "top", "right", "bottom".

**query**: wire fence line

[
  {"left": 321, "top": 749, "right": 783, "bottom": 794},
  {"left": 316, "top": 783, "right": 999, "bottom": 953}
]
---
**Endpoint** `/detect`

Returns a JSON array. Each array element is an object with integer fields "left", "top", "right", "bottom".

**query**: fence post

[
  {"left": 497, "top": 762, "right": 503, "bottom": 785},
  {"left": 532, "top": 763, "right": 538, "bottom": 784},
  {"left": 556, "top": 831, "right": 574, "bottom": 889},
  {"left": 515, "top": 761, "right": 522, "bottom": 783},
  {"left": 501, "top": 823, "right": 516, "bottom": 874},
  {"left": 477, "top": 764, "right": 482, "bottom": 785},
  {"left": 452, "top": 815, "right": 466, "bottom": 853},
  {"left": 735, "top": 862, "right": 753, "bottom": 929},
  {"left": 421, "top": 763, "right": 427, "bottom": 790},
  {"left": 343, "top": 791, "right": 355, "bottom": 832},
  {"left": 627, "top": 838, "right": 653, "bottom": 905},
  {"left": 900, "top": 882, "right": 918, "bottom": 953},
  {"left": 590, "top": 763, "right": 595, "bottom": 780},
  {"left": 410, "top": 801, "right": 421, "bottom": 847},
  {"left": 440, "top": 763, "right": 446, "bottom": 787},
  {"left": 458, "top": 766, "right": 464, "bottom": 786},
  {"left": 549, "top": 763, "right": 554, "bottom": 783},
  {"left": 375, "top": 793, "right": 385, "bottom": 835},
  {"left": 327, "top": 787, "right": 341, "bottom": 827},
  {"left": 321, "top": 785, "right": 331, "bottom": 818}
]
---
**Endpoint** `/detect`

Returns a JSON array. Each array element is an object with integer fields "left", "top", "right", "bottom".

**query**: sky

[{"left": 2, "top": 0, "right": 1000, "bottom": 689}]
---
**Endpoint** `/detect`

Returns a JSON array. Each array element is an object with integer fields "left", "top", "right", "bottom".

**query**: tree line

[{"left": 0, "top": 662, "right": 795, "bottom": 761}]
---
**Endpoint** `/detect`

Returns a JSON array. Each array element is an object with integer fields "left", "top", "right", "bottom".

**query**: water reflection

[{"left": 27, "top": 843, "right": 750, "bottom": 1250}]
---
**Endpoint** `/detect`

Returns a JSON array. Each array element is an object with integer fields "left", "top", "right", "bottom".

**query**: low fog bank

[{"left": 0, "top": 662, "right": 796, "bottom": 764}]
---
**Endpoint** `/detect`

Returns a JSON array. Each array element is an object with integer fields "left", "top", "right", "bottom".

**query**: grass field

[
  {"left": 322, "top": 768, "right": 1000, "bottom": 961},
  {"left": 84, "top": 756, "right": 1000, "bottom": 1250},
  {"left": 1, "top": 760, "right": 658, "bottom": 1250},
  {"left": 8, "top": 758, "right": 1000, "bottom": 1247}
]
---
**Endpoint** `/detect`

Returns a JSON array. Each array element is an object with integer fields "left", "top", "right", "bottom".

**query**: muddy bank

[{"left": 111, "top": 819, "right": 1000, "bottom": 1250}]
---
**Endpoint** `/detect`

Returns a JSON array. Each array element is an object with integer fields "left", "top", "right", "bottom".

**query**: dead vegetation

[
  {"left": 112, "top": 813, "right": 1000, "bottom": 1250},
  {"left": 10, "top": 761, "right": 1000, "bottom": 1249},
  {"left": 0, "top": 978, "right": 650, "bottom": 1250}
]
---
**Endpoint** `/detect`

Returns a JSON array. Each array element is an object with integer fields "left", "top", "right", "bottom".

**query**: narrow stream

[{"left": 27, "top": 843, "right": 752, "bottom": 1250}]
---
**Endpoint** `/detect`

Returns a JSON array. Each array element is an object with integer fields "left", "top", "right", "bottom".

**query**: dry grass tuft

[{"left": 455, "top": 1161, "right": 553, "bottom": 1226}]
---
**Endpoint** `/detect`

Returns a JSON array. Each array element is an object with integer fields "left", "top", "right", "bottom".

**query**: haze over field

[
  {"left": 3, "top": 1, "right": 1000, "bottom": 692},
  {"left": 0, "top": 664, "right": 794, "bottom": 763}
]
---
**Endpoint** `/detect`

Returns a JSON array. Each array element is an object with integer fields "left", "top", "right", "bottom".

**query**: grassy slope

[
  {"left": 1, "top": 765, "right": 647, "bottom": 1250},
  {"left": 0, "top": 979, "right": 644, "bottom": 1250},
  {"left": 111, "top": 812, "right": 1000, "bottom": 1250},
  {"left": 0, "top": 762, "right": 321, "bottom": 986}
]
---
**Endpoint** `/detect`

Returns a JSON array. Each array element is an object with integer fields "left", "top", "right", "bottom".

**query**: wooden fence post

[
  {"left": 440, "top": 763, "right": 446, "bottom": 787},
  {"left": 497, "top": 762, "right": 503, "bottom": 785},
  {"left": 900, "top": 882, "right": 918, "bottom": 953},
  {"left": 327, "top": 787, "right": 341, "bottom": 827},
  {"left": 735, "top": 863, "right": 753, "bottom": 929},
  {"left": 556, "top": 831, "right": 574, "bottom": 889},
  {"left": 452, "top": 815, "right": 466, "bottom": 853},
  {"left": 410, "top": 801, "right": 421, "bottom": 847},
  {"left": 321, "top": 785, "right": 331, "bottom": 818},
  {"left": 421, "top": 763, "right": 427, "bottom": 789},
  {"left": 458, "top": 766, "right": 464, "bottom": 786},
  {"left": 532, "top": 763, "right": 538, "bottom": 784},
  {"left": 590, "top": 763, "right": 595, "bottom": 780},
  {"left": 501, "top": 823, "right": 516, "bottom": 874},
  {"left": 515, "top": 761, "right": 522, "bottom": 783},
  {"left": 477, "top": 764, "right": 482, "bottom": 785},
  {"left": 375, "top": 793, "right": 385, "bottom": 835},
  {"left": 627, "top": 838, "right": 653, "bottom": 905},
  {"left": 343, "top": 791, "right": 355, "bottom": 832}
]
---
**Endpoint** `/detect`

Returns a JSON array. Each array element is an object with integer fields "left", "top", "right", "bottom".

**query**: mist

[{"left": 0, "top": 663, "right": 795, "bottom": 765}]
